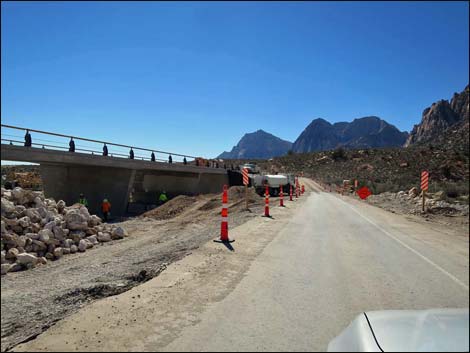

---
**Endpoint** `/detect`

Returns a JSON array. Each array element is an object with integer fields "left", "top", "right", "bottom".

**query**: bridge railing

[{"left": 1, "top": 124, "right": 229, "bottom": 168}]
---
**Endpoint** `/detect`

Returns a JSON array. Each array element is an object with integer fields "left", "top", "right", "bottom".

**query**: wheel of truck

[
  {"left": 285, "top": 184, "right": 290, "bottom": 193},
  {"left": 269, "top": 187, "right": 277, "bottom": 197}
]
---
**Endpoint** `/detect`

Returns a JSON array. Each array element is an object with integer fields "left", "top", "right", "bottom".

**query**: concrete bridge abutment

[
  {"left": 1, "top": 145, "right": 230, "bottom": 218},
  {"left": 40, "top": 164, "right": 229, "bottom": 218}
]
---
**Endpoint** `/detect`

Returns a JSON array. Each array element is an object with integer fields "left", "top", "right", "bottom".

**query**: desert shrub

[
  {"left": 441, "top": 182, "right": 469, "bottom": 198},
  {"left": 446, "top": 188, "right": 459, "bottom": 198},
  {"left": 440, "top": 165, "right": 452, "bottom": 179},
  {"left": 373, "top": 181, "right": 397, "bottom": 194},
  {"left": 332, "top": 148, "right": 347, "bottom": 161}
]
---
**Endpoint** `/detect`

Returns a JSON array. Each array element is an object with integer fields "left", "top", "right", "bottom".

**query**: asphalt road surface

[
  {"left": 164, "top": 183, "right": 469, "bottom": 351},
  {"left": 14, "top": 180, "right": 469, "bottom": 352}
]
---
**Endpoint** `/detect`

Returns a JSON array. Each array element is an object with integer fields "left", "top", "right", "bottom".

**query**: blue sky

[{"left": 1, "top": 1, "right": 469, "bottom": 159}]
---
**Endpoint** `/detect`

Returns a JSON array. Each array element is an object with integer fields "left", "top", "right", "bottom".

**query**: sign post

[
  {"left": 421, "top": 171, "right": 429, "bottom": 212},
  {"left": 242, "top": 168, "right": 249, "bottom": 210}
]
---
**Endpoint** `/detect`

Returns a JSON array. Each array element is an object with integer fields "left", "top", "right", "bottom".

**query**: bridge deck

[{"left": 1, "top": 144, "right": 227, "bottom": 175}]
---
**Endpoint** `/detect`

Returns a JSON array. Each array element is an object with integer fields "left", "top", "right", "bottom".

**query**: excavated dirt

[
  {"left": 1, "top": 187, "right": 266, "bottom": 352},
  {"left": 141, "top": 195, "right": 198, "bottom": 220}
]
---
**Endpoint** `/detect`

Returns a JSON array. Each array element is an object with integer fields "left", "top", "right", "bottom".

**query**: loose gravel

[{"left": 1, "top": 187, "right": 265, "bottom": 352}]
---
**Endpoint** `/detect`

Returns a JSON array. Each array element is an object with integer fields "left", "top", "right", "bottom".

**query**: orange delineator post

[
  {"left": 295, "top": 178, "right": 299, "bottom": 198},
  {"left": 289, "top": 184, "right": 293, "bottom": 201},
  {"left": 280, "top": 185, "right": 284, "bottom": 207},
  {"left": 220, "top": 185, "right": 229, "bottom": 241},
  {"left": 264, "top": 185, "right": 270, "bottom": 217},
  {"left": 301, "top": 185, "right": 305, "bottom": 194}
]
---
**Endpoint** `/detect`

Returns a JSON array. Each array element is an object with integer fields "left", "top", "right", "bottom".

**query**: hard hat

[{"left": 103, "top": 198, "right": 108, "bottom": 202}]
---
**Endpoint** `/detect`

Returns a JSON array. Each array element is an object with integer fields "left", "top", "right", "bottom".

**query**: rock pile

[
  {"left": 400, "top": 188, "right": 469, "bottom": 215},
  {"left": 366, "top": 188, "right": 469, "bottom": 216},
  {"left": 1, "top": 187, "right": 128, "bottom": 275}
]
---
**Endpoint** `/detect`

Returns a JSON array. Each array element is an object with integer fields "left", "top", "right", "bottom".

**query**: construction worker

[
  {"left": 158, "top": 191, "right": 168, "bottom": 205},
  {"left": 183, "top": 157, "right": 187, "bottom": 165},
  {"left": 103, "top": 144, "right": 108, "bottom": 156},
  {"left": 24, "top": 130, "right": 32, "bottom": 147},
  {"left": 101, "top": 198, "right": 111, "bottom": 222},
  {"left": 78, "top": 193, "right": 88, "bottom": 207},
  {"left": 168, "top": 155, "right": 173, "bottom": 163},
  {"left": 151, "top": 152, "right": 156, "bottom": 162},
  {"left": 69, "top": 138, "right": 75, "bottom": 152},
  {"left": 129, "top": 148, "right": 134, "bottom": 159}
]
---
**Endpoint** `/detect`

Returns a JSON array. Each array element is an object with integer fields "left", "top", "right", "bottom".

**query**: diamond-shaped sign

[{"left": 357, "top": 186, "right": 372, "bottom": 200}]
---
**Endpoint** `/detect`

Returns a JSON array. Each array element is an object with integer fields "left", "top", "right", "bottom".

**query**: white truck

[{"left": 253, "top": 174, "right": 293, "bottom": 196}]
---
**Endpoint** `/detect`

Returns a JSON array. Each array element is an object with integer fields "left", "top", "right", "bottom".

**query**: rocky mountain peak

[
  {"left": 217, "top": 130, "right": 292, "bottom": 159},
  {"left": 405, "top": 85, "right": 469, "bottom": 147}
]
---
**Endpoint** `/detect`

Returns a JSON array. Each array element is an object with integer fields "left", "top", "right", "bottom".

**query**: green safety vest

[
  {"left": 79, "top": 198, "right": 88, "bottom": 207},
  {"left": 159, "top": 194, "right": 168, "bottom": 202}
]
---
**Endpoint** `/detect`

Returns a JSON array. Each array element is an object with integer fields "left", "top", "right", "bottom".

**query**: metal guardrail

[
  {"left": 0, "top": 124, "right": 231, "bottom": 168},
  {"left": 0, "top": 138, "right": 169, "bottom": 162},
  {"left": 1, "top": 124, "right": 196, "bottom": 158},
  {"left": 1, "top": 124, "right": 239, "bottom": 170}
]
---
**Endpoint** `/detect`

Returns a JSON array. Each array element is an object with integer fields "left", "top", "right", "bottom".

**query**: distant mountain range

[
  {"left": 217, "top": 85, "right": 469, "bottom": 159},
  {"left": 217, "top": 118, "right": 407, "bottom": 159},
  {"left": 292, "top": 116, "right": 408, "bottom": 153},
  {"left": 218, "top": 130, "right": 292, "bottom": 159}
]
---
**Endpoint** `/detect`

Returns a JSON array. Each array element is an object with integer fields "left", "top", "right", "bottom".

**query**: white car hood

[
  {"left": 366, "top": 308, "right": 469, "bottom": 352},
  {"left": 328, "top": 308, "right": 469, "bottom": 352}
]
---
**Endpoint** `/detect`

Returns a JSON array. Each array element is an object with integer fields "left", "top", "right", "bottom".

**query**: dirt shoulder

[
  {"left": 1, "top": 187, "right": 265, "bottom": 352},
  {"left": 364, "top": 192, "right": 469, "bottom": 237},
  {"left": 10, "top": 180, "right": 312, "bottom": 352}
]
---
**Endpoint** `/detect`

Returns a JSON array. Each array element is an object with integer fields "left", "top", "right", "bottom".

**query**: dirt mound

[
  {"left": 141, "top": 195, "right": 197, "bottom": 220},
  {"left": 197, "top": 197, "right": 220, "bottom": 211},
  {"left": 227, "top": 186, "right": 262, "bottom": 206},
  {"left": 197, "top": 186, "right": 262, "bottom": 212},
  {"left": 1, "top": 165, "right": 42, "bottom": 190}
]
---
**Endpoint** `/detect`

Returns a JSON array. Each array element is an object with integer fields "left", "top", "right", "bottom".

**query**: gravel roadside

[{"left": 1, "top": 187, "right": 265, "bottom": 352}]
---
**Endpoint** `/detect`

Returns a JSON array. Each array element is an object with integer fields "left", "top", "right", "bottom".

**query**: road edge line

[{"left": 335, "top": 196, "right": 469, "bottom": 291}]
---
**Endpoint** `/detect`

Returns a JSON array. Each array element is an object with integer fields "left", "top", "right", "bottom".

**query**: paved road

[
  {"left": 13, "top": 180, "right": 469, "bottom": 352},
  {"left": 165, "top": 183, "right": 469, "bottom": 351}
]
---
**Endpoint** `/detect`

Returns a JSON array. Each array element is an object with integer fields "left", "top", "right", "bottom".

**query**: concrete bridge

[{"left": 1, "top": 125, "right": 236, "bottom": 217}]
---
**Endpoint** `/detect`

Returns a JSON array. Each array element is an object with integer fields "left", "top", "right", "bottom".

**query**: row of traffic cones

[{"left": 215, "top": 179, "right": 305, "bottom": 243}]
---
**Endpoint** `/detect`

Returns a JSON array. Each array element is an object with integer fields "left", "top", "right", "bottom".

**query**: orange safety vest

[{"left": 101, "top": 201, "right": 111, "bottom": 212}]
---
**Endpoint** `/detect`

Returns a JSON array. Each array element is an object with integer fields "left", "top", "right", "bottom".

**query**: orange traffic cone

[{"left": 214, "top": 185, "right": 234, "bottom": 243}]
